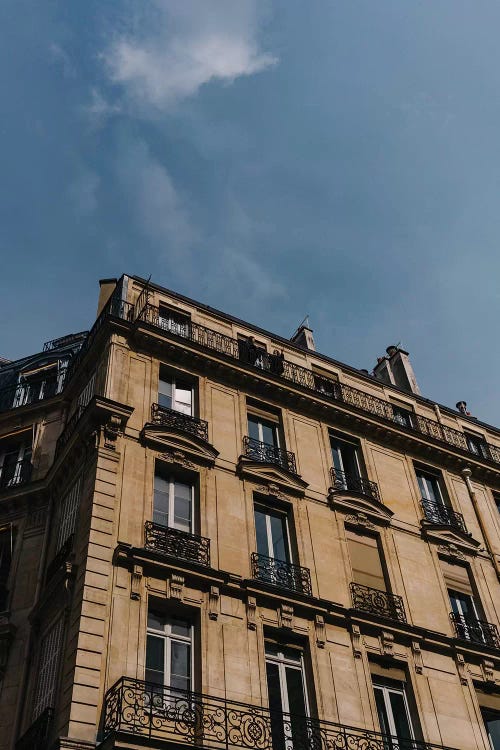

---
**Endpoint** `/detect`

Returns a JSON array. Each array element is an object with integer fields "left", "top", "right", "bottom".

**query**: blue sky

[{"left": 1, "top": 1, "right": 499, "bottom": 423}]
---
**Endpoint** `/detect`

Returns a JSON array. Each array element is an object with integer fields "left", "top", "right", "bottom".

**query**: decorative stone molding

[
  {"left": 104, "top": 414, "right": 123, "bottom": 449},
  {"left": 437, "top": 543, "right": 466, "bottom": 562},
  {"left": 246, "top": 596, "right": 257, "bottom": 630},
  {"left": 344, "top": 512, "right": 376, "bottom": 531},
  {"left": 279, "top": 603, "right": 294, "bottom": 630},
  {"left": 380, "top": 630, "right": 394, "bottom": 657},
  {"left": 158, "top": 450, "right": 196, "bottom": 470},
  {"left": 169, "top": 573, "right": 185, "bottom": 601},
  {"left": 256, "top": 483, "right": 289, "bottom": 502},
  {"left": 315, "top": 614, "right": 326, "bottom": 648},
  {"left": 209, "top": 586, "right": 220, "bottom": 620},
  {"left": 130, "top": 565, "right": 143, "bottom": 601},
  {"left": 412, "top": 641, "right": 424, "bottom": 674},
  {"left": 456, "top": 653, "right": 468, "bottom": 685},
  {"left": 481, "top": 659, "right": 495, "bottom": 686},
  {"left": 351, "top": 624, "right": 362, "bottom": 659}
]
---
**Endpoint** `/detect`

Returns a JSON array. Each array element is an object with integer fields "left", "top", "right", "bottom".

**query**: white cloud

[
  {"left": 84, "top": 88, "right": 122, "bottom": 127},
  {"left": 103, "top": 0, "right": 277, "bottom": 113}
]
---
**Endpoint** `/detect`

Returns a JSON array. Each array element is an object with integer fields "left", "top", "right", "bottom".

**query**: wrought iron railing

[
  {"left": 330, "top": 468, "right": 380, "bottom": 502},
  {"left": 0, "top": 458, "right": 32, "bottom": 490},
  {"left": 151, "top": 403, "right": 209, "bottom": 442},
  {"left": 16, "top": 706, "right": 54, "bottom": 750},
  {"left": 450, "top": 612, "right": 500, "bottom": 649},
  {"left": 0, "top": 379, "right": 61, "bottom": 414},
  {"left": 144, "top": 522, "right": 210, "bottom": 567},
  {"left": 421, "top": 498, "right": 467, "bottom": 533},
  {"left": 103, "top": 677, "right": 459, "bottom": 750},
  {"left": 243, "top": 437, "right": 297, "bottom": 475},
  {"left": 350, "top": 582, "right": 407, "bottom": 623},
  {"left": 45, "top": 534, "right": 74, "bottom": 582},
  {"left": 55, "top": 403, "right": 87, "bottom": 456},
  {"left": 251, "top": 552, "right": 312, "bottom": 596},
  {"left": 43, "top": 331, "right": 88, "bottom": 352}
]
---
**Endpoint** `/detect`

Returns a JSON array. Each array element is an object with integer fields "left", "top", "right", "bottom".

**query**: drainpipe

[
  {"left": 10, "top": 491, "right": 54, "bottom": 749},
  {"left": 461, "top": 467, "right": 500, "bottom": 582}
]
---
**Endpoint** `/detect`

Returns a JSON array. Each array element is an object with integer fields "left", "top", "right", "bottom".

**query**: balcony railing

[
  {"left": 45, "top": 534, "right": 74, "bottom": 582},
  {"left": 243, "top": 436, "right": 297, "bottom": 475},
  {"left": 103, "top": 677, "right": 459, "bottom": 750},
  {"left": 0, "top": 458, "right": 32, "bottom": 490},
  {"left": 0, "top": 379, "right": 61, "bottom": 414},
  {"left": 134, "top": 303, "right": 500, "bottom": 468},
  {"left": 350, "top": 582, "right": 407, "bottom": 623},
  {"left": 450, "top": 612, "right": 500, "bottom": 650},
  {"left": 144, "top": 521, "right": 210, "bottom": 567},
  {"left": 16, "top": 707, "right": 53, "bottom": 750},
  {"left": 251, "top": 552, "right": 312, "bottom": 596},
  {"left": 151, "top": 403, "right": 209, "bottom": 442},
  {"left": 421, "top": 498, "right": 467, "bottom": 534},
  {"left": 330, "top": 468, "right": 380, "bottom": 502}
]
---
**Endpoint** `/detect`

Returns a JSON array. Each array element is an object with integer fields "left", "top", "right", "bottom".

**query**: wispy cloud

[{"left": 102, "top": 0, "right": 277, "bottom": 114}]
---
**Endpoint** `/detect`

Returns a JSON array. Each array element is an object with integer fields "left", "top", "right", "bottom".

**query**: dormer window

[
  {"left": 158, "top": 305, "right": 190, "bottom": 338},
  {"left": 465, "top": 432, "right": 490, "bottom": 460}
]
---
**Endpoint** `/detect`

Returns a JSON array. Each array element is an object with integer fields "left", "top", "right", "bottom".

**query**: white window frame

[
  {"left": 153, "top": 475, "right": 194, "bottom": 534},
  {"left": 248, "top": 414, "right": 281, "bottom": 448},
  {"left": 158, "top": 306, "right": 190, "bottom": 338},
  {"left": 330, "top": 436, "right": 362, "bottom": 484},
  {"left": 158, "top": 375, "right": 193, "bottom": 416},
  {"left": 0, "top": 442, "right": 31, "bottom": 487},
  {"left": 254, "top": 506, "right": 293, "bottom": 563},
  {"left": 416, "top": 470, "right": 445, "bottom": 506},
  {"left": 146, "top": 614, "right": 194, "bottom": 694},
  {"left": 373, "top": 681, "right": 416, "bottom": 745},
  {"left": 265, "top": 643, "right": 310, "bottom": 716}
]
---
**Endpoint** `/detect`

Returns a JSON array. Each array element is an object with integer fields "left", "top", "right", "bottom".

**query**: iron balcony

[
  {"left": 251, "top": 552, "right": 312, "bottom": 596},
  {"left": 330, "top": 468, "right": 380, "bottom": 502},
  {"left": 144, "top": 521, "right": 211, "bottom": 568},
  {"left": 102, "top": 677, "right": 460, "bottom": 750},
  {"left": 151, "top": 403, "right": 209, "bottom": 442},
  {"left": 450, "top": 612, "right": 500, "bottom": 650},
  {"left": 350, "top": 582, "right": 407, "bottom": 623},
  {"left": 243, "top": 436, "right": 297, "bottom": 475},
  {"left": 421, "top": 498, "right": 467, "bottom": 534},
  {"left": 0, "top": 458, "right": 32, "bottom": 490}
]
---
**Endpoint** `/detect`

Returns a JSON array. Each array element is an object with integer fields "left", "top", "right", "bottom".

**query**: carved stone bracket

[
  {"left": 315, "top": 614, "right": 326, "bottom": 648},
  {"left": 130, "top": 565, "right": 143, "bottom": 601},
  {"left": 158, "top": 450, "right": 196, "bottom": 470},
  {"left": 279, "top": 603, "right": 294, "bottom": 630},
  {"left": 247, "top": 596, "right": 257, "bottom": 630},
  {"left": 380, "top": 630, "right": 394, "bottom": 657},
  {"left": 209, "top": 586, "right": 220, "bottom": 620},
  {"left": 169, "top": 573, "right": 185, "bottom": 601},
  {"left": 456, "top": 653, "right": 469, "bottom": 685},
  {"left": 412, "top": 641, "right": 424, "bottom": 674},
  {"left": 438, "top": 543, "right": 466, "bottom": 562},
  {"left": 344, "top": 512, "right": 376, "bottom": 531},
  {"left": 104, "top": 414, "right": 123, "bottom": 450},
  {"left": 481, "top": 659, "right": 496, "bottom": 686},
  {"left": 351, "top": 624, "right": 362, "bottom": 659},
  {"left": 256, "top": 483, "right": 289, "bottom": 502}
]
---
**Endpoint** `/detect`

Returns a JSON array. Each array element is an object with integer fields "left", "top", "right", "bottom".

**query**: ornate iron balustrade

[
  {"left": 16, "top": 706, "right": 53, "bottom": 750},
  {"left": 0, "top": 458, "right": 32, "bottom": 490},
  {"left": 103, "top": 677, "right": 459, "bottom": 750},
  {"left": 46, "top": 534, "right": 74, "bottom": 582},
  {"left": 42, "top": 331, "right": 88, "bottom": 352},
  {"left": 145, "top": 521, "right": 210, "bottom": 567},
  {"left": 135, "top": 303, "right": 500, "bottom": 468},
  {"left": 330, "top": 468, "right": 380, "bottom": 502},
  {"left": 251, "top": 552, "right": 312, "bottom": 596},
  {"left": 350, "top": 582, "right": 407, "bottom": 623},
  {"left": 0, "top": 378, "right": 61, "bottom": 414},
  {"left": 421, "top": 498, "right": 467, "bottom": 533},
  {"left": 450, "top": 612, "right": 500, "bottom": 649},
  {"left": 243, "top": 436, "right": 297, "bottom": 475},
  {"left": 151, "top": 403, "right": 209, "bottom": 442}
]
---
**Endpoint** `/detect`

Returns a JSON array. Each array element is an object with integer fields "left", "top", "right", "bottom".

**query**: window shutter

[
  {"left": 347, "top": 530, "right": 386, "bottom": 591},
  {"left": 32, "top": 617, "right": 64, "bottom": 718},
  {"left": 57, "top": 478, "right": 82, "bottom": 551}
]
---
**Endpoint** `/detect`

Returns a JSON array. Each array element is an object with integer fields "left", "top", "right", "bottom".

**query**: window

[
  {"left": 153, "top": 472, "right": 193, "bottom": 534},
  {"left": 441, "top": 559, "right": 490, "bottom": 646},
  {"left": 346, "top": 530, "right": 386, "bottom": 592},
  {"left": 373, "top": 679, "right": 416, "bottom": 746},
  {"left": 238, "top": 336, "right": 268, "bottom": 370},
  {"left": 0, "top": 524, "right": 14, "bottom": 611},
  {"left": 391, "top": 400, "right": 414, "bottom": 429},
  {"left": 415, "top": 468, "right": 446, "bottom": 506},
  {"left": 248, "top": 412, "right": 281, "bottom": 449},
  {"left": 313, "top": 368, "right": 339, "bottom": 398},
  {"left": 32, "top": 617, "right": 64, "bottom": 719},
  {"left": 255, "top": 505, "right": 292, "bottom": 564},
  {"left": 146, "top": 610, "right": 193, "bottom": 693},
  {"left": 331, "top": 435, "right": 361, "bottom": 484},
  {"left": 158, "top": 373, "right": 193, "bottom": 416},
  {"left": 265, "top": 642, "right": 310, "bottom": 750},
  {"left": 158, "top": 305, "right": 190, "bottom": 338},
  {"left": 56, "top": 478, "right": 82, "bottom": 551},
  {"left": 483, "top": 708, "right": 500, "bottom": 749},
  {"left": 465, "top": 432, "right": 490, "bottom": 460},
  {"left": 13, "top": 363, "right": 61, "bottom": 408},
  {"left": 0, "top": 440, "right": 32, "bottom": 489}
]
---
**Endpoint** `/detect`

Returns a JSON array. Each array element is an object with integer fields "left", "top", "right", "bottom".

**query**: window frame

[
  {"left": 158, "top": 304, "right": 191, "bottom": 338},
  {"left": 153, "top": 472, "right": 195, "bottom": 535},
  {"left": 254, "top": 502, "right": 294, "bottom": 564},
  {"left": 145, "top": 611, "right": 194, "bottom": 694},
  {"left": 0, "top": 440, "right": 31, "bottom": 487},
  {"left": 330, "top": 433, "right": 363, "bottom": 481},
  {"left": 158, "top": 371, "right": 195, "bottom": 416},
  {"left": 372, "top": 679, "right": 416, "bottom": 744},
  {"left": 247, "top": 407, "right": 282, "bottom": 449},
  {"left": 414, "top": 466, "right": 447, "bottom": 506}
]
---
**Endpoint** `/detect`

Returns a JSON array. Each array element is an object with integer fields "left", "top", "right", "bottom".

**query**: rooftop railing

[
  {"left": 103, "top": 677, "right": 460, "bottom": 750},
  {"left": 450, "top": 612, "right": 500, "bottom": 650},
  {"left": 144, "top": 521, "right": 211, "bottom": 567},
  {"left": 350, "top": 582, "right": 407, "bottom": 623},
  {"left": 243, "top": 436, "right": 297, "bottom": 475},
  {"left": 151, "top": 403, "right": 209, "bottom": 442},
  {"left": 251, "top": 552, "right": 312, "bottom": 596},
  {"left": 421, "top": 498, "right": 468, "bottom": 534},
  {"left": 330, "top": 468, "right": 380, "bottom": 502}
]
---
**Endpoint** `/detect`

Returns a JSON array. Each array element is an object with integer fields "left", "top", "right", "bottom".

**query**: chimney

[
  {"left": 373, "top": 345, "right": 421, "bottom": 395},
  {"left": 290, "top": 323, "right": 316, "bottom": 351},
  {"left": 97, "top": 278, "right": 118, "bottom": 317}
]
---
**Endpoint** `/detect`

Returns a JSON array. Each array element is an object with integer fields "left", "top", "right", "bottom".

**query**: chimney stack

[{"left": 373, "top": 345, "right": 420, "bottom": 395}]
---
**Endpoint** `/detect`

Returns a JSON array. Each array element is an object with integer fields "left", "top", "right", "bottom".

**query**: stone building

[{"left": 1, "top": 273, "right": 500, "bottom": 750}]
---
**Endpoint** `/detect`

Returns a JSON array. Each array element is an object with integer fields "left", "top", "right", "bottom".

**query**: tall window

[
  {"left": 391, "top": 400, "right": 414, "bottom": 429},
  {"left": 331, "top": 435, "right": 361, "bottom": 483},
  {"left": 265, "top": 642, "right": 310, "bottom": 750},
  {"left": 154, "top": 473, "right": 193, "bottom": 533},
  {"left": 482, "top": 708, "right": 500, "bottom": 749},
  {"left": 346, "top": 530, "right": 386, "bottom": 592},
  {"left": 158, "top": 374, "right": 193, "bottom": 416},
  {"left": 56, "top": 478, "right": 82, "bottom": 551},
  {"left": 158, "top": 305, "right": 190, "bottom": 338},
  {"left": 32, "top": 617, "right": 64, "bottom": 719},
  {"left": 465, "top": 432, "right": 490, "bottom": 459},
  {"left": 373, "top": 679, "right": 416, "bottom": 744},
  {"left": 0, "top": 440, "right": 32, "bottom": 488},
  {"left": 415, "top": 468, "right": 446, "bottom": 506},
  {"left": 254, "top": 505, "right": 291, "bottom": 564},
  {"left": 146, "top": 610, "right": 192, "bottom": 692},
  {"left": 0, "top": 524, "right": 14, "bottom": 611},
  {"left": 14, "top": 363, "right": 60, "bottom": 408},
  {"left": 441, "top": 559, "right": 488, "bottom": 644},
  {"left": 248, "top": 413, "right": 280, "bottom": 449}
]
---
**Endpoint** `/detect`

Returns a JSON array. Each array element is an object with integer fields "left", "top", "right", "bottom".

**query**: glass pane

[
  {"left": 154, "top": 475, "right": 170, "bottom": 527},
  {"left": 173, "top": 483, "right": 192, "bottom": 532},
  {"left": 449, "top": 590, "right": 474, "bottom": 618},
  {"left": 261, "top": 421, "right": 278, "bottom": 448},
  {"left": 171, "top": 641, "right": 190, "bottom": 689},
  {"left": 484, "top": 712, "right": 500, "bottom": 749},
  {"left": 175, "top": 380, "right": 192, "bottom": 415},
  {"left": 374, "top": 687, "right": 390, "bottom": 736},
  {"left": 389, "top": 691, "right": 413, "bottom": 741},
  {"left": 147, "top": 611, "right": 164, "bottom": 631},
  {"left": 170, "top": 618, "right": 191, "bottom": 638},
  {"left": 330, "top": 441, "right": 344, "bottom": 474},
  {"left": 146, "top": 635, "right": 165, "bottom": 675},
  {"left": 255, "top": 509, "right": 270, "bottom": 557},
  {"left": 285, "top": 666, "right": 307, "bottom": 716},
  {"left": 266, "top": 661, "right": 286, "bottom": 750},
  {"left": 270, "top": 514, "right": 288, "bottom": 562},
  {"left": 158, "top": 379, "right": 173, "bottom": 409},
  {"left": 248, "top": 416, "right": 260, "bottom": 442}
]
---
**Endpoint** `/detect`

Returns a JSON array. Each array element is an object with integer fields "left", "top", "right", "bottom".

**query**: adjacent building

[{"left": 1, "top": 273, "right": 500, "bottom": 750}]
